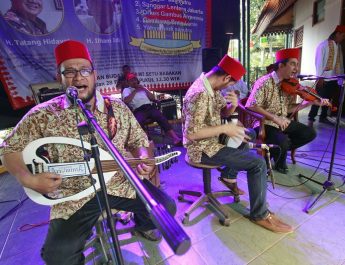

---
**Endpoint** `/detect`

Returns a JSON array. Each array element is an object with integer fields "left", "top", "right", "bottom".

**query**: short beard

[{"left": 81, "top": 87, "right": 96, "bottom": 104}]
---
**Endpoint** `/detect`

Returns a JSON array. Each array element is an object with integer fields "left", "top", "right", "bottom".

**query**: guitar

[{"left": 22, "top": 137, "right": 181, "bottom": 206}]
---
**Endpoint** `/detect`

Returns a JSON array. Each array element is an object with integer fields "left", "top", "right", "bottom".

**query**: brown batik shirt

[
  {"left": 245, "top": 71, "right": 295, "bottom": 129},
  {"left": 0, "top": 91, "right": 149, "bottom": 220},
  {"left": 183, "top": 73, "right": 227, "bottom": 163}
]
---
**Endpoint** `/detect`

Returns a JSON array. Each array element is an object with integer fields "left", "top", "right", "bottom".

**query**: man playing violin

[
  {"left": 0, "top": 40, "right": 176, "bottom": 265},
  {"left": 308, "top": 25, "right": 345, "bottom": 127},
  {"left": 246, "top": 48, "right": 330, "bottom": 174}
]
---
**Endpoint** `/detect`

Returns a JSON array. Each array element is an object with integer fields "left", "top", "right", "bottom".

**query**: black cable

[
  {"left": 72, "top": 101, "right": 106, "bottom": 219},
  {"left": 265, "top": 127, "right": 336, "bottom": 199},
  {"left": 72, "top": 99, "right": 117, "bottom": 258},
  {"left": 294, "top": 149, "right": 345, "bottom": 157}
]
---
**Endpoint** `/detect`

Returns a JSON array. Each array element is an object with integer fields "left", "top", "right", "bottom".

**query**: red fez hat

[
  {"left": 218, "top": 55, "right": 246, "bottom": 81},
  {"left": 55, "top": 40, "right": 92, "bottom": 66},
  {"left": 126, "top": 73, "right": 137, "bottom": 80},
  {"left": 335, "top": 25, "right": 345, "bottom": 33},
  {"left": 275, "top": 48, "right": 300, "bottom": 62}
]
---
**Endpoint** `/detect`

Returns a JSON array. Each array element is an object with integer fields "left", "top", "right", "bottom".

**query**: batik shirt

[
  {"left": 182, "top": 73, "right": 227, "bottom": 163},
  {"left": 315, "top": 39, "right": 344, "bottom": 80},
  {"left": 245, "top": 71, "right": 295, "bottom": 129},
  {"left": 4, "top": 10, "right": 48, "bottom": 35},
  {"left": 0, "top": 91, "right": 149, "bottom": 220}
]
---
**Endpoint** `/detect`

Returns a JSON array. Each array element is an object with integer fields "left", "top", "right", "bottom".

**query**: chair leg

[
  {"left": 178, "top": 168, "right": 232, "bottom": 226},
  {"left": 207, "top": 193, "right": 231, "bottom": 226},
  {"left": 291, "top": 148, "right": 297, "bottom": 164},
  {"left": 180, "top": 194, "right": 209, "bottom": 225},
  {"left": 203, "top": 168, "right": 231, "bottom": 225}
]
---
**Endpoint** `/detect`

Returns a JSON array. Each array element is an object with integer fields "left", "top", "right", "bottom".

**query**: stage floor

[{"left": 1, "top": 109, "right": 345, "bottom": 265}]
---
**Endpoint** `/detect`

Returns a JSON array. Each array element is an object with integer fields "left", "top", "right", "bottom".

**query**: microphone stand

[
  {"left": 298, "top": 75, "right": 345, "bottom": 213},
  {"left": 73, "top": 103, "right": 124, "bottom": 265},
  {"left": 264, "top": 147, "right": 275, "bottom": 189},
  {"left": 74, "top": 97, "right": 191, "bottom": 256}
]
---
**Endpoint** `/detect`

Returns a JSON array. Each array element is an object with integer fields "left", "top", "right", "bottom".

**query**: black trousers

[
  {"left": 264, "top": 120, "right": 316, "bottom": 167},
  {"left": 308, "top": 80, "right": 338, "bottom": 121},
  {"left": 41, "top": 180, "right": 176, "bottom": 265},
  {"left": 134, "top": 104, "right": 172, "bottom": 132}
]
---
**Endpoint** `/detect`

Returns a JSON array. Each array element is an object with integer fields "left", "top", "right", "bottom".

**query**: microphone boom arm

[{"left": 75, "top": 98, "right": 191, "bottom": 255}]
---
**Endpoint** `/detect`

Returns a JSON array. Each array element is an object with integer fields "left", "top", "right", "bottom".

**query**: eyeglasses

[{"left": 61, "top": 68, "right": 94, "bottom": 78}]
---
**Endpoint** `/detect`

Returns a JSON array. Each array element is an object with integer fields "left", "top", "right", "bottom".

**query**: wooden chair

[{"left": 178, "top": 155, "right": 240, "bottom": 227}]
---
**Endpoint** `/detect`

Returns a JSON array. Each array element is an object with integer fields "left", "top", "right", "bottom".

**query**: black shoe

[
  {"left": 135, "top": 229, "right": 162, "bottom": 241},
  {"left": 274, "top": 166, "right": 288, "bottom": 174},
  {"left": 319, "top": 118, "right": 334, "bottom": 126}
]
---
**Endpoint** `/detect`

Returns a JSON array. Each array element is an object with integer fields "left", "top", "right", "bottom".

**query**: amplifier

[{"left": 159, "top": 98, "right": 177, "bottom": 120}]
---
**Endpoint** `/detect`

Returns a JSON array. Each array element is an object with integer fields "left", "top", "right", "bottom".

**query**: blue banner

[{"left": 0, "top": 0, "right": 206, "bottom": 109}]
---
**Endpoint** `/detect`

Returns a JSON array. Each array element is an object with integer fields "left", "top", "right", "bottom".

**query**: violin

[{"left": 280, "top": 78, "right": 337, "bottom": 111}]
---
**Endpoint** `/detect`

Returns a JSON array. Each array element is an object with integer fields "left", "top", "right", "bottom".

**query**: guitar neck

[
  {"left": 28, "top": 151, "right": 180, "bottom": 178},
  {"left": 95, "top": 158, "right": 156, "bottom": 174}
]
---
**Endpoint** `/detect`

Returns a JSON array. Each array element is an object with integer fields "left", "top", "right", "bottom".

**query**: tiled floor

[{"left": 1, "top": 110, "right": 345, "bottom": 265}]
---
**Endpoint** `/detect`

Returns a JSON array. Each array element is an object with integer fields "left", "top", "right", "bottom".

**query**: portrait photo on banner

[
  {"left": 74, "top": 0, "right": 122, "bottom": 35},
  {"left": 0, "top": 0, "right": 64, "bottom": 36}
]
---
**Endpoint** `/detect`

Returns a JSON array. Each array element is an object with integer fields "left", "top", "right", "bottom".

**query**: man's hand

[
  {"left": 313, "top": 98, "right": 330, "bottom": 107},
  {"left": 136, "top": 162, "right": 156, "bottom": 179},
  {"left": 26, "top": 172, "right": 62, "bottom": 194},
  {"left": 224, "top": 90, "right": 239, "bottom": 108},
  {"left": 273, "top": 116, "right": 290, "bottom": 131},
  {"left": 135, "top": 84, "right": 145, "bottom": 90},
  {"left": 222, "top": 123, "right": 251, "bottom": 142}
]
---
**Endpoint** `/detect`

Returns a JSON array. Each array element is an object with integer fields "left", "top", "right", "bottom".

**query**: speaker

[
  {"left": 202, "top": 48, "right": 222, "bottom": 72},
  {"left": 159, "top": 99, "right": 177, "bottom": 120},
  {"left": 211, "top": 0, "right": 240, "bottom": 55}
]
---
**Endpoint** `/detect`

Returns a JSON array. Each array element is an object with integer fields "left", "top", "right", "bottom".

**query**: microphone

[
  {"left": 66, "top": 86, "right": 78, "bottom": 101},
  {"left": 296, "top": 74, "right": 315, "bottom": 79},
  {"left": 248, "top": 142, "right": 278, "bottom": 149}
]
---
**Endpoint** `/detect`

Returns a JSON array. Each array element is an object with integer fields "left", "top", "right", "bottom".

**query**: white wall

[{"left": 294, "top": 0, "right": 342, "bottom": 75}]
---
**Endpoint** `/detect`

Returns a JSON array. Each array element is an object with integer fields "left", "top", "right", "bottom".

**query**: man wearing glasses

[{"left": 0, "top": 40, "right": 176, "bottom": 264}]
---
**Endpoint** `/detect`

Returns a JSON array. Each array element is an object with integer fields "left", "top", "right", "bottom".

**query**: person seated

[
  {"left": 246, "top": 48, "right": 329, "bottom": 174},
  {"left": 116, "top": 64, "right": 131, "bottom": 92},
  {"left": 0, "top": 40, "right": 176, "bottom": 264},
  {"left": 122, "top": 73, "right": 182, "bottom": 146},
  {"left": 183, "top": 54, "right": 293, "bottom": 233}
]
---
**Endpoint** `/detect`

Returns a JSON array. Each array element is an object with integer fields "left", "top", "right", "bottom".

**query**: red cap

[
  {"left": 55, "top": 40, "right": 92, "bottom": 66},
  {"left": 275, "top": 48, "right": 300, "bottom": 62},
  {"left": 125, "top": 73, "right": 137, "bottom": 80},
  {"left": 217, "top": 55, "right": 246, "bottom": 81},
  {"left": 335, "top": 25, "right": 345, "bottom": 33}
]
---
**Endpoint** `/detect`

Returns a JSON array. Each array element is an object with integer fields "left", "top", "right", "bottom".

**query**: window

[
  {"left": 294, "top": 26, "right": 304, "bottom": 47},
  {"left": 313, "top": 0, "right": 325, "bottom": 25}
]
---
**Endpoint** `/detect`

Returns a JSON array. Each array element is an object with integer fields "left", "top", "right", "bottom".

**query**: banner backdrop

[{"left": 0, "top": 0, "right": 206, "bottom": 109}]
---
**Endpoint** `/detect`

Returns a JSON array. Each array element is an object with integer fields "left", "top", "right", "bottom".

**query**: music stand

[{"left": 299, "top": 75, "right": 345, "bottom": 213}]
